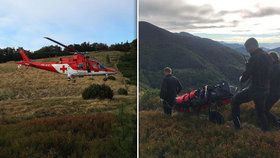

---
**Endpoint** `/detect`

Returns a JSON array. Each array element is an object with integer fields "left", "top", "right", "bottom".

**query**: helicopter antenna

[{"left": 44, "top": 37, "right": 79, "bottom": 53}]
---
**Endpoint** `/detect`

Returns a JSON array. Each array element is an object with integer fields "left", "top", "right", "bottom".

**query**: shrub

[
  {"left": 125, "top": 79, "right": 132, "bottom": 84},
  {"left": 118, "top": 88, "right": 128, "bottom": 95},
  {"left": 107, "top": 76, "right": 116, "bottom": 80},
  {"left": 140, "top": 89, "right": 161, "bottom": 110},
  {"left": 99, "top": 84, "right": 114, "bottom": 99},
  {"left": 82, "top": 84, "right": 113, "bottom": 100}
]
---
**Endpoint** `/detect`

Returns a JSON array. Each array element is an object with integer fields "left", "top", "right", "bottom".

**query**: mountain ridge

[{"left": 140, "top": 21, "right": 244, "bottom": 89}]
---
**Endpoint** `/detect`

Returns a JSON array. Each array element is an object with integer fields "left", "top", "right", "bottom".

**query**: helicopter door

[
  {"left": 86, "top": 61, "right": 91, "bottom": 73},
  {"left": 85, "top": 56, "right": 91, "bottom": 73}
]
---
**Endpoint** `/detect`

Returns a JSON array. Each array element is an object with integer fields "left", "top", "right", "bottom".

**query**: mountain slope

[{"left": 140, "top": 21, "right": 244, "bottom": 89}]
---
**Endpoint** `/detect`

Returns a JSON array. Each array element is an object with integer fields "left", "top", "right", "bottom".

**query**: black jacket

[
  {"left": 270, "top": 60, "right": 280, "bottom": 93},
  {"left": 241, "top": 48, "right": 273, "bottom": 90},
  {"left": 160, "top": 74, "right": 182, "bottom": 102}
]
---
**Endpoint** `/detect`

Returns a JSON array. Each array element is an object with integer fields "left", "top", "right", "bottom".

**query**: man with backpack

[
  {"left": 231, "top": 38, "right": 273, "bottom": 131},
  {"left": 265, "top": 51, "right": 280, "bottom": 127},
  {"left": 160, "top": 67, "right": 182, "bottom": 116}
]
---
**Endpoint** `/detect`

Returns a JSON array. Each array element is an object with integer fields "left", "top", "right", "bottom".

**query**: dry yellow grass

[
  {"left": 0, "top": 51, "right": 135, "bottom": 100},
  {"left": 0, "top": 51, "right": 136, "bottom": 121}
]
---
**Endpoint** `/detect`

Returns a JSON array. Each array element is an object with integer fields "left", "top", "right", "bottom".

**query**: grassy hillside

[
  {"left": 0, "top": 51, "right": 135, "bottom": 100},
  {"left": 0, "top": 51, "right": 136, "bottom": 157},
  {"left": 140, "top": 95, "right": 280, "bottom": 157}
]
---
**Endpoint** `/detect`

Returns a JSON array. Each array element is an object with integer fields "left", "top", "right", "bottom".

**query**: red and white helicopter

[{"left": 16, "top": 37, "right": 117, "bottom": 82}]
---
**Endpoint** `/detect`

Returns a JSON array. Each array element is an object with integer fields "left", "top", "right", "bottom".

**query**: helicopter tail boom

[{"left": 18, "top": 49, "right": 31, "bottom": 63}]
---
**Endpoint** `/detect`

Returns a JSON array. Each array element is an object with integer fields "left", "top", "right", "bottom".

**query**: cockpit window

[
  {"left": 100, "top": 65, "right": 105, "bottom": 70},
  {"left": 78, "top": 63, "right": 84, "bottom": 69}
]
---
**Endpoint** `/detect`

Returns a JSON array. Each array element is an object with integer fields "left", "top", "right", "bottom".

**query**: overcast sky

[
  {"left": 0, "top": 0, "right": 136, "bottom": 50},
  {"left": 140, "top": 0, "right": 280, "bottom": 48}
]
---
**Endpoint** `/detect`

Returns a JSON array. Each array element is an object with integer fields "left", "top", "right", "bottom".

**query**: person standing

[
  {"left": 231, "top": 38, "right": 273, "bottom": 131},
  {"left": 265, "top": 51, "right": 280, "bottom": 127},
  {"left": 160, "top": 67, "right": 182, "bottom": 116}
]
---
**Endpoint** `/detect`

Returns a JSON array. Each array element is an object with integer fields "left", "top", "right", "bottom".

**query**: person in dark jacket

[
  {"left": 232, "top": 38, "right": 273, "bottom": 131},
  {"left": 160, "top": 67, "right": 182, "bottom": 116},
  {"left": 265, "top": 51, "right": 280, "bottom": 126}
]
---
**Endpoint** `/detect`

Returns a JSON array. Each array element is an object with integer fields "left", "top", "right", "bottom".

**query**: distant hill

[
  {"left": 270, "top": 47, "right": 280, "bottom": 53},
  {"left": 261, "top": 43, "right": 280, "bottom": 49},
  {"left": 219, "top": 42, "right": 247, "bottom": 55},
  {"left": 220, "top": 41, "right": 275, "bottom": 55},
  {"left": 219, "top": 41, "right": 242, "bottom": 49},
  {"left": 140, "top": 21, "right": 245, "bottom": 89}
]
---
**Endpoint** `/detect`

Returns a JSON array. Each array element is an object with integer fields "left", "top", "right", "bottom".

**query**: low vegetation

[
  {"left": 118, "top": 88, "right": 128, "bottom": 95},
  {"left": 140, "top": 89, "right": 280, "bottom": 157},
  {"left": 140, "top": 88, "right": 161, "bottom": 110},
  {"left": 0, "top": 107, "right": 136, "bottom": 158}
]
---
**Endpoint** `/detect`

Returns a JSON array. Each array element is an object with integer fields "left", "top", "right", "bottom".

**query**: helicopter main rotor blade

[{"left": 44, "top": 37, "right": 78, "bottom": 53}]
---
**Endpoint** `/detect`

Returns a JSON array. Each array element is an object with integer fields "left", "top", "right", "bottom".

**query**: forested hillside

[{"left": 140, "top": 21, "right": 244, "bottom": 89}]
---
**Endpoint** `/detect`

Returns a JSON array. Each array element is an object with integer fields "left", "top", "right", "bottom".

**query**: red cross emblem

[{"left": 60, "top": 65, "right": 67, "bottom": 73}]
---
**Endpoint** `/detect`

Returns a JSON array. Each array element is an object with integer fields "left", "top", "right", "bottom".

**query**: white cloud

[{"left": 140, "top": 0, "right": 280, "bottom": 44}]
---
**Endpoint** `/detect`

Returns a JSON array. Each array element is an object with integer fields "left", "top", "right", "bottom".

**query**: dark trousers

[
  {"left": 163, "top": 99, "right": 175, "bottom": 116},
  {"left": 265, "top": 93, "right": 280, "bottom": 125},
  {"left": 232, "top": 88, "right": 269, "bottom": 131}
]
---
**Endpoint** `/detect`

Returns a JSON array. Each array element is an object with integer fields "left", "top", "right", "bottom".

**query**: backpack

[{"left": 175, "top": 81, "right": 233, "bottom": 113}]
